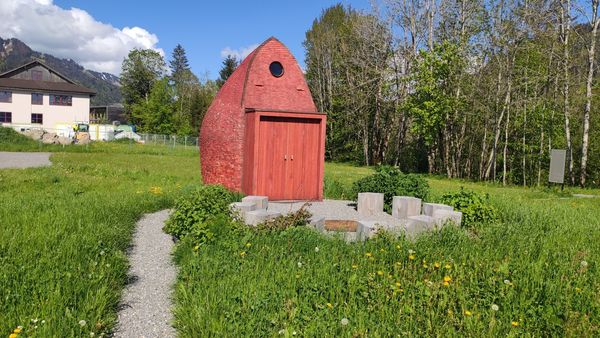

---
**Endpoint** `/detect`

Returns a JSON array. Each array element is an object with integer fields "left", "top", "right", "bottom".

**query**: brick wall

[{"left": 199, "top": 37, "right": 318, "bottom": 192}]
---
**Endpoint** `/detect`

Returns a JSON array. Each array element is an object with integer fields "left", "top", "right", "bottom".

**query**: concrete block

[
  {"left": 392, "top": 196, "right": 422, "bottom": 219},
  {"left": 309, "top": 216, "right": 325, "bottom": 231},
  {"left": 357, "top": 220, "right": 386, "bottom": 241},
  {"left": 357, "top": 193, "right": 384, "bottom": 216},
  {"left": 244, "top": 209, "right": 281, "bottom": 226},
  {"left": 405, "top": 215, "right": 435, "bottom": 239},
  {"left": 422, "top": 203, "right": 453, "bottom": 216},
  {"left": 432, "top": 209, "right": 463, "bottom": 228},
  {"left": 230, "top": 202, "right": 257, "bottom": 213},
  {"left": 343, "top": 231, "right": 360, "bottom": 243},
  {"left": 242, "top": 195, "right": 269, "bottom": 209}
]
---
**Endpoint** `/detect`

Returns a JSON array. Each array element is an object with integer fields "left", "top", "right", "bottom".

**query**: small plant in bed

[
  {"left": 352, "top": 165, "right": 429, "bottom": 211},
  {"left": 439, "top": 188, "right": 499, "bottom": 227}
]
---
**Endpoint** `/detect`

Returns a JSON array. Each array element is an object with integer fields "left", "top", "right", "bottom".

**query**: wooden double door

[{"left": 256, "top": 115, "right": 322, "bottom": 200}]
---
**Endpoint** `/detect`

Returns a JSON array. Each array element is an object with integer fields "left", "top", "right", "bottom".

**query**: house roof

[{"left": 0, "top": 59, "right": 96, "bottom": 95}]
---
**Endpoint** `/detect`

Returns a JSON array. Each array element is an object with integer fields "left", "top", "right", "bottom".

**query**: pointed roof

[{"left": 0, "top": 59, "right": 95, "bottom": 95}]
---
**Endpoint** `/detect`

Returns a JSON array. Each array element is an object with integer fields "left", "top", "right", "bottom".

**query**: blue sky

[{"left": 51, "top": 0, "right": 370, "bottom": 79}]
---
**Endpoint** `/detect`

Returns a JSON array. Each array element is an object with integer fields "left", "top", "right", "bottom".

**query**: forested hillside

[{"left": 305, "top": 1, "right": 600, "bottom": 187}]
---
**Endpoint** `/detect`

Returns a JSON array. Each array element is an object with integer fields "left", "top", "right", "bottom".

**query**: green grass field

[
  {"left": 173, "top": 167, "right": 600, "bottom": 336},
  {"left": 1, "top": 130, "right": 599, "bottom": 336},
  {"left": 0, "top": 141, "right": 201, "bottom": 336}
]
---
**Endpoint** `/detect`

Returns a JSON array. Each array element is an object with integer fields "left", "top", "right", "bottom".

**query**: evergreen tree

[
  {"left": 170, "top": 44, "right": 190, "bottom": 86},
  {"left": 216, "top": 55, "right": 238, "bottom": 88}
]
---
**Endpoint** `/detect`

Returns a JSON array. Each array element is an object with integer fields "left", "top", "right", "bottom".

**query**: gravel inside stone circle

[
  {"left": 0, "top": 152, "right": 51, "bottom": 169},
  {"left": 114, "top": 209, "right": 176, "bottom": 337},
  {"left": 268, "top": 199, "right": 405, "bottom": 227}
]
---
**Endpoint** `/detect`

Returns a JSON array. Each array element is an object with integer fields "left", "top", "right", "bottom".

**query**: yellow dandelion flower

[
  {"left": 327, "top": 303, "right": 333, "bottom": 308},
  {"left": 434, "top": 262, "right": 441, "bottom": 268},
  {"left": 511, "top": 321, "right": 519, "bottom": 327},
  {"left": 443, "top": 276, "right": 452, "bottom": 283},
  {"left": 246, "top": 243, "right": 252, "bottom": 247},
  {"left": 10, "top": 334, "right": 18, "bottom": 338},
  {"left": 366, "top": 252, "right": 373, "bottom": 257},
  {"left": 409, "top": 254, "right": 415, "bottom": 260},
  {"left": 575, "top": 287, "right": 582, "bottom": 293},
  {"left": 464, "top": 310, "right": 472, "bottom": 316},
  {"left": 396, "top": 245, "right": 401, "bottom": 250},
  {"left": 239, "top": 251, "right": 246, "bottom": 257},
  {"left": 443, "top": 281, "right": 450, "bottom": 287},
  {"left": 352, "top": 264, "right": 359, "bottom": 269},
  {"left": 445, "top": 264, "right": 451, "bottom": 269},
  {"left": 377, "top": 270, "right": 384, "bottom": 276},
  {"left": 395, "top": 282, "right": 401, "bottom": 287},
  {"left": 13, "top": 328, "right": 22, "bottom": 334}
]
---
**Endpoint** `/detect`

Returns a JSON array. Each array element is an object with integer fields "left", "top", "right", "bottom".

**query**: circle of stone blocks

[
  {"left": 241, "top": 195, "right": 269, "bottom": 210},
  {"left": 432, "top": 209, "right": 463, "bottom": 228},
  {"left": 392, "top": 196, "right": 422, "bottom": 219},
  {"left": 405, "top": 215, "right": 436, "bottom": 239},
  {"left": 243, "top": 209, "right": 281, "bottom": 226},
  {"left": 421, "top": 203, "right": 453, "bottom": 217},
  {"left": 357, "top": 192, "right": 385, "bottom": 216}
]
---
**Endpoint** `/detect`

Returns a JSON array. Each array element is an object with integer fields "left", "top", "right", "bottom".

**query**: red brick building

[{"left": 200, "top": 37, "right": 326, "bottom": 200}]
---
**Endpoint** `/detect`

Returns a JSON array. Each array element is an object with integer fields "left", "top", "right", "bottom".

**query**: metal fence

[
  {"left": 138, "top": 133, "right": 199, "bottom": 147},
  {"left": 6, "top": 124, "right": 199, "bottom": 149}
]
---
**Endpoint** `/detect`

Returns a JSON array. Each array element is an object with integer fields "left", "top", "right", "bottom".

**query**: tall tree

[
  {"left": 580, "top": 0, "right": 600, "bottom": 186},
  {"left": 170, "top": 44, "right": 191, "bottom": 87},
  {"left": 120, "top": 49, "right": 166, "bottom": 123},
  {"left": 216, "top": 55, "right": 239, "bottom": 88}
]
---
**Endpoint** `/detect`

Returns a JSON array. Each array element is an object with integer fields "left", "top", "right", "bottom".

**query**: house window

[
  {"left": 31, "top": 113, "right": 43, "bottom": 124},
  {"left": 49, "top": 95, "right": 72, "bottom": 106},
  {"left": 0, "top": 112, "right": 11, "bottom": 123},
  {"left": 32, "top": 93, "right": 43, "bottom": 105},
  {"left": 32, "top": 70, "right": 43, "bottom": 81},
  {"left": 0, "top": 91, "right": 12, "bottom": 103}
]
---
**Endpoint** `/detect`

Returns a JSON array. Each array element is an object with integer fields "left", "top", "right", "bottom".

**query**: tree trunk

[
  {"left": 581, "top": 0, "right": 599, "bottom": 187},
  {"left": 561, "top": 0, "right": 574, "bottom": 185}
]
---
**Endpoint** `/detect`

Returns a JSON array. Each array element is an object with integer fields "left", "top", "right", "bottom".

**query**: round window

[{"left": 269, "top": 61, "right": 284, "bottom": 77}]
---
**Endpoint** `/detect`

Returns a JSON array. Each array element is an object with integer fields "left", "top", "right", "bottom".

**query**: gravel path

[
  {"left": 114, "top": 210, "right": 176, "bottom": 338},
  {"left": 269, "top": 199, "right": 405, "bottom": 227},
  {"left": 0, "top": 152, "right": 51, "bottom": 169}
]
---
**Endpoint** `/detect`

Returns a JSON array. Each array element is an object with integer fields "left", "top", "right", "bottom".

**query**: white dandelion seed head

[
  {"left": 408, "top": 249, "right": 415, "bottom": 254},
  {"left": 580, "top": 260, "right": 588, "bottom": 268},
  {"left": 292, "top": 331, "right": 297, "bottom": 335},
  {"left": 314, "top": 247, "right": 319, "bottom": 252},
  {"left": 297, "top": 262, "right": 302, "bottom": 268},
  {"left": 341, "top": 318, "right": 349, "bottom": 325},
  {"left": 79, "top": 320, "right": 87, "bottom": 327},
  {"left": 504, "top": 279, "right": 511, "bottom": 284},
  {"left": 491, "top": 304, "right": 499, "bottom": 311},
  {"left": 90, "top": 332, "right": 95, "bottom": 337},
  {"left": 100, "top": 250, "right": 105, "bottom": 256},
  {"left": 278, "top": 329, "right": 285, "bottom": 335}
]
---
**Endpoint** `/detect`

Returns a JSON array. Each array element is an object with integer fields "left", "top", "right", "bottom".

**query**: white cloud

[
  {"left": 0, "top": 0, "right": 164, "bottom": 75},
  {"left": 220, "top": 43, "right": 259, "bottom": 61}
]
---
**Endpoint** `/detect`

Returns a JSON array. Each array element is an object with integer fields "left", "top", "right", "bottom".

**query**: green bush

[
  {"left": 164, "top": 185, "right": 241, "bottom": 245},
  {"left": 439, "top": 188, "right": 498, "bottom": 227},
  {"left": 352, "top": 166, "right": 429, "bottom": 212}
]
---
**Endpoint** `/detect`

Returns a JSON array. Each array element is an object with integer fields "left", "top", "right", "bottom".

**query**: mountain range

[{"left": 0, "top": 37, "right": 122, "bottom": 105}]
